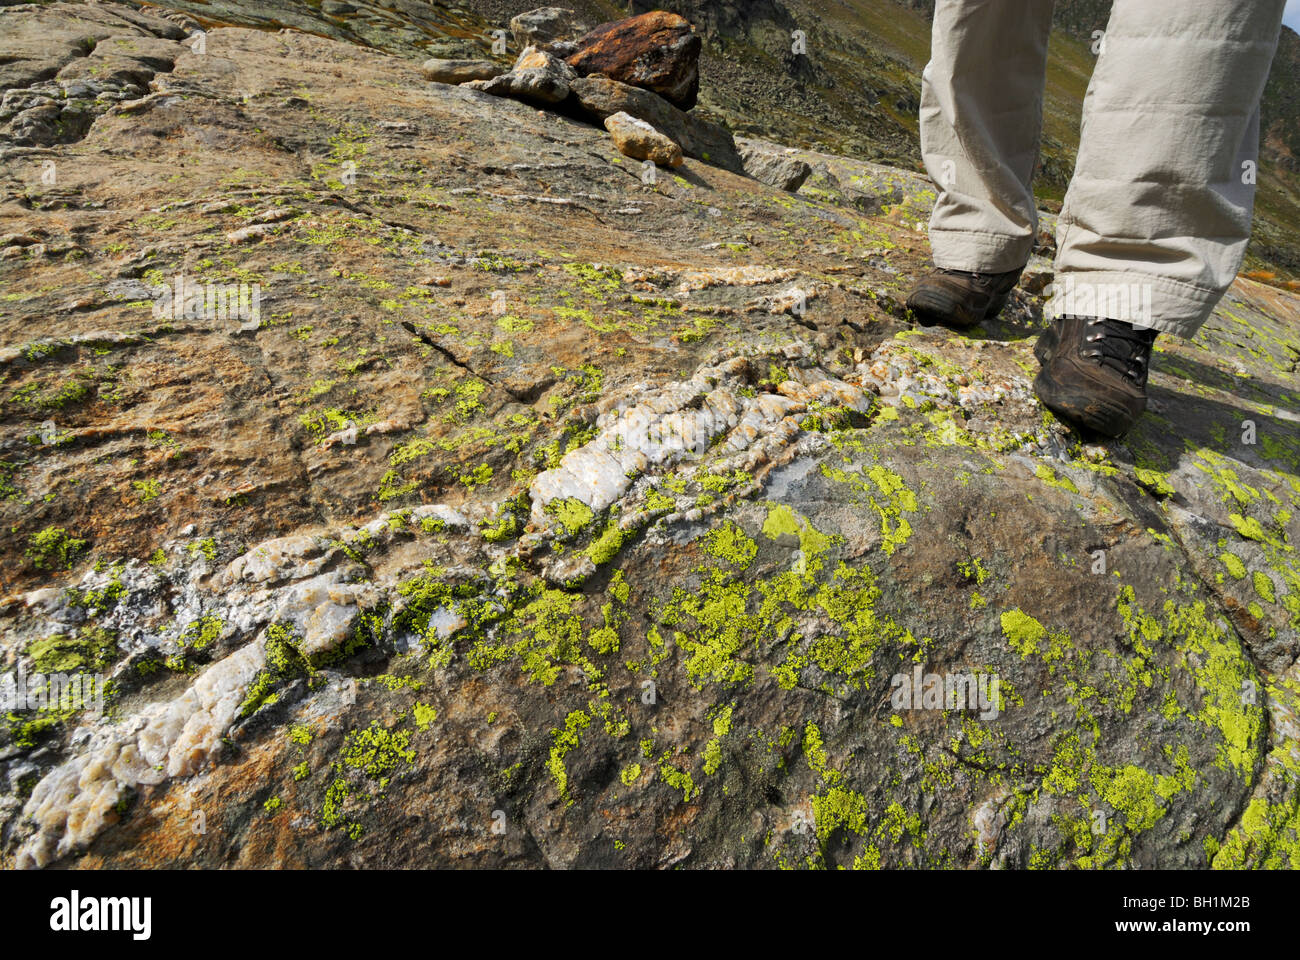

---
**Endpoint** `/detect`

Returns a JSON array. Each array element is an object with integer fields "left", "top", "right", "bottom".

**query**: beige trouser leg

[
  {"left": 921, "top": 0, "right": 1056, "bottom": 274},
  {"left": 921, "top": 0, "right": 1287, "bottom": 338}
]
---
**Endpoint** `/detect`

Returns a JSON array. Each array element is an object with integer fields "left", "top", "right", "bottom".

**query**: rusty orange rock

[{"left": 566, "top": 11, "right": 701, "bottom": 110}]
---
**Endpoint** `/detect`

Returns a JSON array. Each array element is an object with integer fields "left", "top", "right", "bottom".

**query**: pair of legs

[{"left": 911, "top": 0, "right": 1287, "bottom": 435}]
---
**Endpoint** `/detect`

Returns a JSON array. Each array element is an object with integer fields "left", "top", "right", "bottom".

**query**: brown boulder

[
  {"left": 566, "top": 11, "right": 701, "bottom": 110},
  {"left": 604, "top": 111, "right": 684, "bottom": 167}
]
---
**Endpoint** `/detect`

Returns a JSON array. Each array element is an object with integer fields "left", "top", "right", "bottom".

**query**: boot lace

[
  {"left": 937, "top": 268, "right": 997, "bottom": 288},
  {"left": 1083, "top": 317, "right": 1157, "bottom": 384}
]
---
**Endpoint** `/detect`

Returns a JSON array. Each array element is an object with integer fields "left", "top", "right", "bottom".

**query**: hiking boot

[
  {"left": 906, "top": 266, "right": 1023, "bottom": 329},
  {"left": 1033, "top": 315, "right": 1158, "bottom": 439}
]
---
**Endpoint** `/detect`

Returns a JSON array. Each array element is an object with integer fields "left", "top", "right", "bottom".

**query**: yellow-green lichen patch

[
  {"left": 547, "top": 709, "right": 591, "bottom": 804},
  {"left": 25, "top": 526, "right": 87, "bottom": 571},
  {"left": 660, "top": 567, "right": 759, "bottom": 688},
  {"left": 318, "top": 715, "right": 418, "bottom": 840},
  {"left": 1034, "top": 462, "right": 1080, "bottom": 495},
  {"left": 1000, "top": 609, "right": 1047, "bottom": 660},
  {"left": 237, "top": 623, "right": 310, "bottom": 720},
  {"left": 657, "top": 756, "right": 697, "bottom": 802},
  {"left": 546, "top": 497, "right": 594, "bottom": 537},
  {"left": 762, "top": 503, "right": 834, "bottom": 573},
  {"left": 1210, "top": 794, "right": 1300, "bottom": 869},
  {"left": 703, "top": 522, "right": 758, "bottom": 570},
  {"left": 659, "top": 508, "right": 897, "bottom": 694},
  {"left": 413, "top": 702, "right": 437, "bottom": 730},
  {"left": 1117, "top": 593, "right": 1266, "bottom": 785},
  {"left": 816, "top": 464, "right": 919, "bottom": 555},
  {"left": 586, "top": 519, "right": 631, "bottom": 566},
  {"left": 1219, "top": 553, "right": 1248, "bottom": 580},
  {"left": 1090, "top": 765, "right": 1166, "bottom": 833},
  {"left": 799, "top": 721, "right": 926, "bottom": 866},
  {"left": 1252, "top": 571, "right": 1277, "bottom": 604},
  {"left": 702, "top": 703, "right": 735, "bottom": 776},
  {"left": 341, "top": 719, "right": 415, "bottom": 782},
  {"left": 478, "top": 588, "right": 600, "bottom": 686},
  {"left": 26, "top": 625, "right": 118, "bottom": 673},
  {"left": 1133, "top": 468, "right": 1176, "bottom": 498},
  {"left": 588, "top": 570, "right": 631, "bottom": 656}
]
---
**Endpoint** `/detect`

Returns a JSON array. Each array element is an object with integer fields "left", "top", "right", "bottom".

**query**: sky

[{"left": 1287, "top": 0, "right": 1300, "bottom": 34}]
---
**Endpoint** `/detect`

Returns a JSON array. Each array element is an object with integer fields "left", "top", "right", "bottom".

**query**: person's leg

[
  {"left": 1036, "top": 0, "right": 1286, "bottom": 438},
  {"left": 921, "top": 0, "right": 1057, "bottom": 274},
  {"left": 1053, "top": 0, "right": 1287, "bottom": 338}
]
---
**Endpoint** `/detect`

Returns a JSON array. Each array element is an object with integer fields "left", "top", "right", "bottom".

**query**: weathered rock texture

[
  {"left": 0, "top": 2, "right": 1298, "bottom": 872},
  {"left": 469, "top": 45, "right": 576, "bottom": 105},
  {"left": 510, "top": 7, "right": 590, "bottom": 54}
]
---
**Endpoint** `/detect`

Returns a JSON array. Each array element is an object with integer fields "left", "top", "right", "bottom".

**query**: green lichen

[
  {"left": 25, "top": 526, "right": 87, "bottom": 571},
  {"left": 1035, "top": 462, "right": 1080, "bottom": 494},
  {"left": 1133, "top": 468, "right": 1176, "bottom": 498},
  {"left": 1211, "top": 794, "right": 1300, "bottom": 869},
  {"left": 342, "top": 720, "right": 415, "bottom": 781},
  {"left": 26, "top": 625, "right": 117, "bottom": 673},
  {"left": 703, "top": 522, "right": 757, "bottom": 570},
  {"left": 413, "top": 702, "right": 437, "bottom": 730},
  {"left": 817, "top": 465, "right": 918, "bottom": 555},
  {"left": 547, "top": 709, "right": 591, "bottom": 804},
  {"left": 586, "top": 520, "right": 629, "bottom": 566},
  {"left": 179, "top": 616, "right": 222, "bottom": 652},
  {"left": 1253, "top": 571, "right": 1277, "bottom": 604},
  {"left": 546, "top": 497, "right": 595, "bottom": 536},
  {"left": 1000, "top": 609, "right": 1047, "bottom": 659},
  {"left": 237, "top": 623, "right": 311, "bottom": 720},
  {"left": 1219, "top": 553, "right": 1248, "bottom": 580}
]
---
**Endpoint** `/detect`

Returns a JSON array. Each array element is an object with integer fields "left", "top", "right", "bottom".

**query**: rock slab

[{"left": 421, "top": 59, "right": 505, "bottom": 85}]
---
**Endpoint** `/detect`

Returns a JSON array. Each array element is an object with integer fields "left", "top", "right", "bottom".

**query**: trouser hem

[
  {"left": 1046, "top": 270, "right": 1223, "bottom": 338},
  {"left": 928, "top": 228, "right": 1033, "bottom": 274}
]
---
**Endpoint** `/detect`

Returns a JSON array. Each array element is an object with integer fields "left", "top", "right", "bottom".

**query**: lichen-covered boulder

[{"left": 1, "top": 3, "right": 1298, "bottom": 875}]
